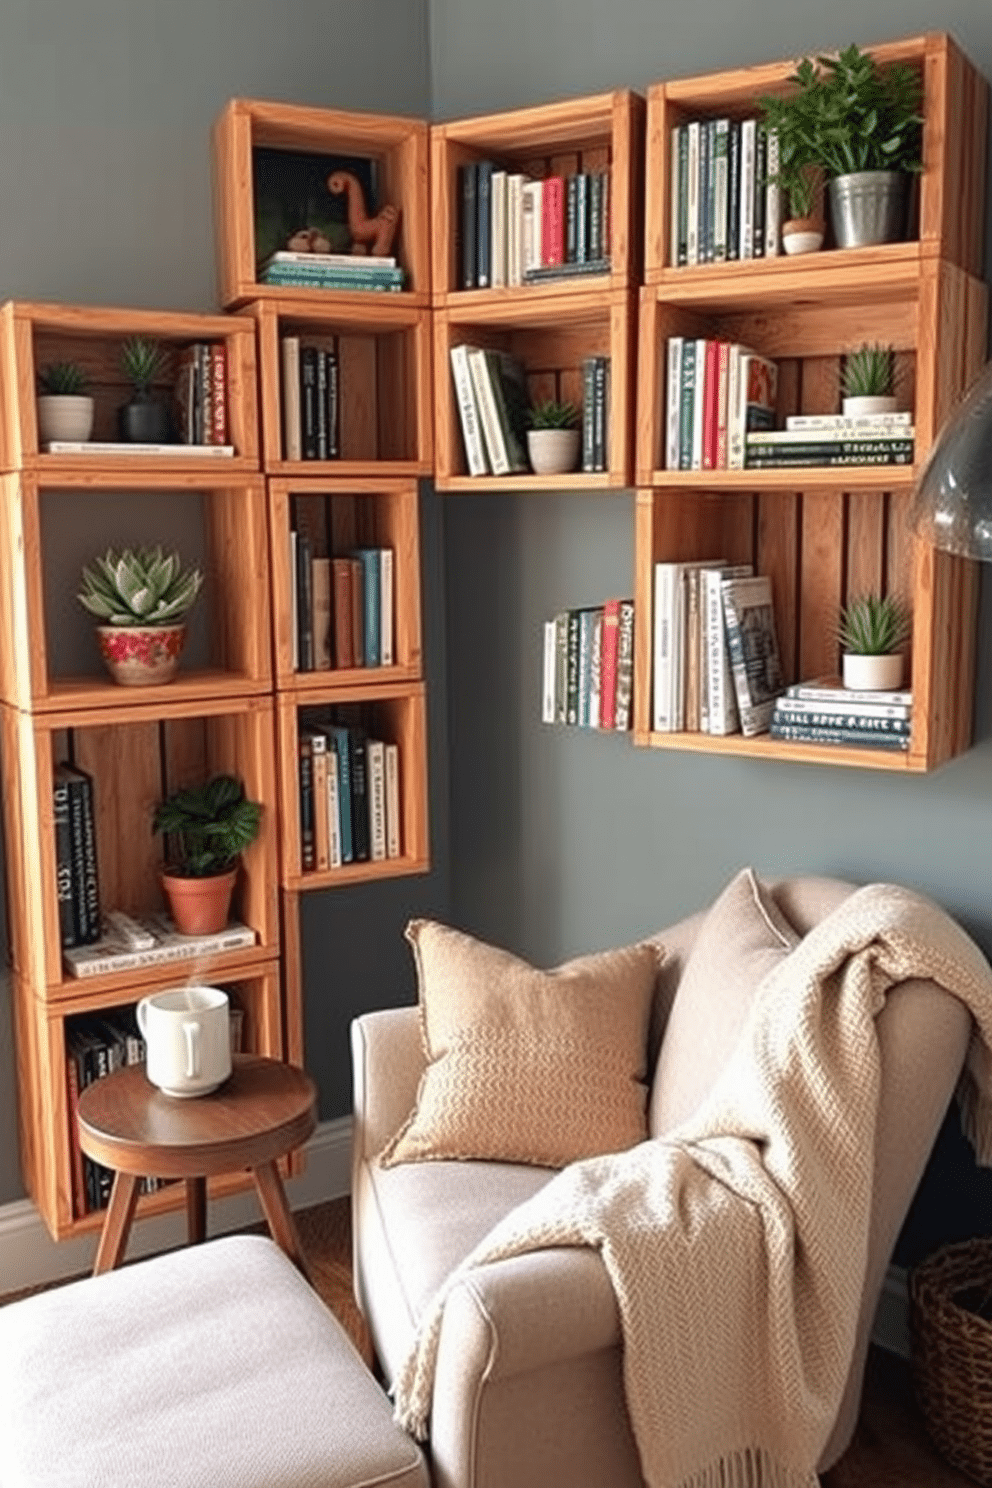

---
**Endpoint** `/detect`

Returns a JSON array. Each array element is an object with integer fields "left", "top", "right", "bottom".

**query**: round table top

[{"left": 77, "top": 1054, "right": 318, "bottom": 1179}]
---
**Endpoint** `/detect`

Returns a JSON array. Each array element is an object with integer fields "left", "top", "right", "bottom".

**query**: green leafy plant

[
  {"left": 120, "top": 337, "right": 169, "bottom": 397},
  {"left": 527, "top": 398, "right": 580, "bottom": 430},
  {"left": 78, "top": 546, "right": 203, "bottom": 627},
  {"left": 152, "top": 774, "right": 262, "bottom": 878},
  {"left": 37, "top": 362, "right": 89, "bottom": 396},
  {"left": 838, "top": 592, "right": 911, "bottom": 655},
  {"left": 842, "top": 343, "right": 895, "bottom": 398}
]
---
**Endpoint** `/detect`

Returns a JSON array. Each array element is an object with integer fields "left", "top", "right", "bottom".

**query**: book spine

[
  {"left": 295, "top": 522, "right": 314, "bottom": 670},
  {"left": 582, "top": 356, "right": 597, "bottom": 473},
  {"left": 575, "top": 172, "right": 589, "bottom": 262},
  {"left": 521, "top": 181, "right": 541, "bottom": 275},
  {"left": 506, "top": 173, "right": 524, "bottom": 287},
  {"left": 773, "top": 706, "right": 910, "bottom": 732},
  {"left": 599, "top": 169, "right": 610, "bottom": 260},
  {"left": 686, "top": 121, "right": 700, "bottom": 265},
  {"left": 726, "top": 122, "right": 741, "bottom": 261},
  {"left": 350, "top": 730, "right": 370, "bottom": 862},
  {"left": 211, "top": 342, "right": 227, "bottom": 444},
  {"left": 566, "top": 610, "right": 581, "bottom": 725},
  {"left": 745, "top": 449, "right": 914, "bottom": 468},
  {"left": 565, "top": 173, "right": 578, "bottom": 263},
  {"left": 476, "top": 161, "right": 492, "bottom": 287},
  {"left": 358, "top": 549, "right": 380, "bottom": 664},
  {"left": 64, "top": 925, "right": 257, "bottom": 977},
  {"left": 588, "top": 171, "right": 602, "bottom": 261},
  {"left": 678, "top": 338, "right": 696, "bottom": 471},
  {"left": 300, "top": 347, "right": 318, "bottom": 460},
  {"left": 521, "top": 258, "right": 610, "bottom": 283},
  {"left": 330, "top": 730, "right": 354, "bottom": 864},
  {"left": 491, "top": 169, "right": 507, "bottom": 287},
  {"left": 699, "top": 119, "right": 712, "bottom": 263},
  {"left": 195, "top": 343, "right": 209, "bottom": 444},
  {"left": 311, "top": 556, "right": 332, "bottom": 669},
  {"left": 542, "top": 175, "right": 565, "bottom": 266},
  {"left": 577, "top": 609, "right": 595, "bottom": 727},
  {"left": 787, "top": 682, "right": 912, "bottom": 706},
  {"left": 332, "top": 557, "right": 354, "bottom": 668},
  {"left": 468, "top": 347, "right": 509, "bottom": 475},
  {"left": 786, "top": 412, "right": 912, "bottom": 431},
  {"left": 367, "top": 740, "right": 387, "bottom": 861},
  {"left": 653, "top": 564, "right": 674, "bottom": 732},
  {"left": 384, "top": 743, "right": 401, "bottom": 859},
  {"left": 77, "top": 772, "right": 100, "bottom": 944},
  {"left": 587, "top": 609, "right": 603, "bottom": 728},
  {"left": 449, "top": 344, "right": 488, "bottom": 476},
  {"left": 326, "top": 349, "right": 339, "bottom": 458},
  {"left": 599, "top": 598, "right": 621, "bottom": 730},
  {"left": 702, "top": 339, "right": 720, "bottom": 469},
  {"left": 670, "top": 126, "right": 682, "bottom": 267},
  {"left": 593, "top": 357, "right": 608, "bottom": 472},
  {"left": 349, "top": 556, "right": 365, "bottom": 669},
  {"left": 769, "top": 721, "right": 910, "bottom": 750},
  {"left": 299, "top": 734, "right": 315, "bottom": 872},
  {"left": 326, "top": 748, "right": 343, "bottom": 870},
  {"left": 691, "top": 337, "right": 707, "bottom": 471},
  {"left": 460, "top": 162, "right": 478, "bottom": 289},
  {"left": 764, "top": 128, "right": 781, "bottom": 256},
  {"left": 65, "top": 1036, "right": 87, "bottom": 1218},
  {"left": 752, "top": 127, "right": 766, "bottom": 258},
  {"left": 53, "top": 774, "right": 76, "bottom": 948},
  {"left": 379, "top": 547, "right": 394, "bottom": 667},
  {"left": 739, "top": 120, "right": 756, "bottom": 259},
  {"left": 316, "top": 348, "right": 329, "bottom": 460},
  {"left": 614, "top": 599, "right": 634, "bottom": 731},
  {"left": 712, "top": 119, "right": 729, "bottom": 262},
  {"left": 715, "top": 340, "right": 731, "bottom": 469},
  {"left": 542, "top": 619, "right": 557, "bottom": 723},
  {"left": 666, "top": 336, "right": 683, "bottom": 470}
]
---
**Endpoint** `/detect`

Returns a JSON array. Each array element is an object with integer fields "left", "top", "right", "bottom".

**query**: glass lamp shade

[{"left": 911, "top": 359, "right": 992, "bottom": 559}]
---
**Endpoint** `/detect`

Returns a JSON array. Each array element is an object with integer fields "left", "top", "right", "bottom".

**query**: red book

[
  {"left": 702, "top": 339, "right": 720, "bottom": 469},
  {"left": 598, "top": 598, "right": 621, "bottom": 728},
  {"left": 541, "top": 175, "right": 565, "bottom": 265},
  {"left": 715, "top": 340, "right": 731, "bottom": 469},
  {"left": 210, "top": 343, "right": 227, "bottom": 444}
]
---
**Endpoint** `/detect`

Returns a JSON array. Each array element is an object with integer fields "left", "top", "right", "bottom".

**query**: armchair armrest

[{"left": 351, "top": 1008, "right": 424, "bottom": 1166}]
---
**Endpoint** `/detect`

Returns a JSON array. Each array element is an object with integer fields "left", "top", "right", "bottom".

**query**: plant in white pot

[
  {"left": 838, "top": 592, "right": 911, "bottom": 691},
  {"left": 526, "top": 398, "right": 581, "bottom": 476},
  {"left": 841, "top": 343, "right": 898, "bottom": 417},
  {"left": 77, "top": 546, "right": 203, "bottom": 686},
  {"left": 152, "top": 773, "right": 262, "bottom": 936},
  {"left": 36, "top": 362, "right": 94, "bottom": 446}
]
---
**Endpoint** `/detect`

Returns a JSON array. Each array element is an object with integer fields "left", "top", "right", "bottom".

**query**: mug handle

[
  {"left": 182, "top": 1020, "right": 201, "bottom": 1079},
  {"left": 136, "top": 997, "right": 150, "bottom": 1039}
]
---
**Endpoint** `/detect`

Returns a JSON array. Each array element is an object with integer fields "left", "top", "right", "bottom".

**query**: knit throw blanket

[{"left": 392, "top": 885, "right": 992, "bottom": 1488}]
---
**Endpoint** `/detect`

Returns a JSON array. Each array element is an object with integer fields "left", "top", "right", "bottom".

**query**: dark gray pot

[
  {"left": 828, "top": 171, "right": 910, "bottom": 248},
  {"left": 118, "top": 398, "right": 172, "bottom": 444}
]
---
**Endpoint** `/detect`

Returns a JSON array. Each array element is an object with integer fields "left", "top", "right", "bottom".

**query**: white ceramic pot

[
  {"left": 781, "top": 218, "right": 824, "bottom": 256},
  {"left": 842, "top": 395, "right": 898, "bottom": 418},
  {"left": 136, "top": 985, "right": 231, "bottom": 1098},
  {"left": 527, "top": 427, "right": 580, "bottom": 476},
  {"left": 842, "top": 651, "right": 904, "bottom": 691},
  {"left": 36, "top": 394, "right": 94, "bottom": 446}
]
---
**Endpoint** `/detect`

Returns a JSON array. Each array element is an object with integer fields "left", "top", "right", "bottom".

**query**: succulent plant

[
  {"left": 842, "top": 344, "right": 895, "bottom": 399},
  {"left": 78, "top": 546, "right": 203, "bottom": 627},
  {"left": 527, "top": 398, "right": 581, "bottom": 430},
  {"left": 838, "top": 593, "right": 911, "bottom": 655},
  {"left": 120, "top": 337, "right": 169, "bottom": 396},
  {"left": 153, "top": 773, "right": 262, "bottom": 878},
  {"left": 37, "top": 361, "right": 89, "bottom": 396}
]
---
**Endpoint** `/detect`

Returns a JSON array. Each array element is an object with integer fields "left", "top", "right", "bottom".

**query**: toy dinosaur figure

[{"left": 326, "top": 170, "right": 400, "bottom": 257}]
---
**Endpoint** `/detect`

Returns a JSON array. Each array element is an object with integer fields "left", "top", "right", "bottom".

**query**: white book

[
  {"left": 367, "top": 739, "right": 387, "bottom": 862},
  {"left": 467, "top": 346, "right": 509, "bottom": 474},
  {"left": 281, "top": 335, "right": 302, "bottom": 461},
  {"left": 666, "top": 336, "right": 683, "bottom": 470},
  {"left": 268, "top": 249, "right": 396, "bottom": 267},
  {"left": 739, "top": 119, "right": 756, "bottom": 260},
  {"left": 775, "top": 695, "right": 911, "bottom": 721},
  {"left": 379, "top": 547, "right": 394, "bottom": 666},
  {"left": 691, "top": 336, "right": 707, "bottom": 470},
  {"left": 764, "top": 129, "right": 781, "bottom": 257},
  {"left": 326, "top": 747, "right": 342, "bottom": 870},
  {"left": 686, "top": 122, "right": 700, "bottom": 266},
  {"left": 47, "top": 441, "right": 235, "bottom": 457},
  {"left": 542, "top": 619, "right": 557, "bottom": 723},
  {"left": 507, "top": 173, "right": 525, "bottom": 286},
  {"left": 588, "top": 609, "right": 603, "bottom": 729},
  {"left": 491, "top": 169, "right": 507, "bottom": 288},
  {"left": 63, "top": 914, "right": 256, "bottom": 978},
  {"left": 521, "top": 180, "right": 543, "bottom": 274},
  {"left": 786, "top": 411, "right": 913, "bottom": 432},
  {"left": 384, "top": 743, "right": 401, "bottom": 859},
  {"left": 449, "top": 343, "right": 489, "bottom": 476},
  {"left": 748, "top": 427, "right": 915, "bottom": 446},
  {"left": 712, "top": 118, "right": 730, "bottom": 262},
  {"left": 670, "top": 126, "right": 682, "bottom": 267},
  {"left": 653, "top": 563, "right": 676, "bottom": 732}
]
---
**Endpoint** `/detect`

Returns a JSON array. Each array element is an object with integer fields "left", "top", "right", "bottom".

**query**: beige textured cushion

[
  {"left": 379, "top": 919, "right": 662, "bottom": 1169},
  {"left": 649, "top": 867, "right": 799, "bottom": 1136}
]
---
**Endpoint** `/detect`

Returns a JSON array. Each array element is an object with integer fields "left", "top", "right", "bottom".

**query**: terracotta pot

[
  {"left": 160, "top": 867, "right": 238, "bottom": 936},
  {"left": 96, "top": 623, "right": 186, "bottom": 686}
]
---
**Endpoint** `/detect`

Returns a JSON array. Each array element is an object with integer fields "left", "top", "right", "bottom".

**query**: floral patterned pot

[{"left": 97, "top": 623, "right": 187, "bottom": 686}]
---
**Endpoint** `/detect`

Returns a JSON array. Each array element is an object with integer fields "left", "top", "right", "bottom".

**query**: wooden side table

[{"left": 77, "top": 1053, "right": 317, "bottom": 1277}]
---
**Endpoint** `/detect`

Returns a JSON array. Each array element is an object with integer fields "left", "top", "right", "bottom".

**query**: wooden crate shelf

[
  {"left": 430, "top": 90, "right": 645, "bottom": 304},
  {"left": 212, "top": 99, "right": 430, "bottom": 309},
  {"left": 0, "top": 301, "right": 260, "bottom": 475}
]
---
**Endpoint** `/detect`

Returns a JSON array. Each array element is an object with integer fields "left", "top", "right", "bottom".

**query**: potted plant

[
  {"left": 761, "top": 43, "right": 923, "bottom": 250},
  {"left": 758, "top": 83, "right": 825, "bottom": 255},
  {"left": 118, "top": 337, "right": 173, "bottom": 443},
  {"left": 526, "top": 398, "right": 581, "bottom": 475},
  {"left": 841, "top": 343, "right": 898, "bottom": 417},
  {"left": 153, "top": 773, "right": 262, "bottom": 935},
  {"left": 36, "top": 361, "right": 95, "bottom": 445},
  {"left": 77, "top": 545, "right": 203, "bottom": 686},
  {"left": 838, "top": 592, "right": 911, "bottom": 691}
]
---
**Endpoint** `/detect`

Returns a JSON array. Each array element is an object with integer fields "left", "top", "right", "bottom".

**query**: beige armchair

[{"left": 351, "top": 876, "right": 971, "bottom": 1488}]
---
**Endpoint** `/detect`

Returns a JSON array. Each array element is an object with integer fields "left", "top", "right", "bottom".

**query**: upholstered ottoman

[{"left": 0, "top": 1233, "right": 429, "bottom": 1488}]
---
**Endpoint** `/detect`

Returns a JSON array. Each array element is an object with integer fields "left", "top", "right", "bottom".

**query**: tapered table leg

[
  {"left": 252, "top": 1160, "right": 311, "bottom": 1280},
  {"left": 93, "top": 1171, "right": 141, "bottom": 1275},
  {"left": 186, "top": 1175, "right": 207, "bottom": 1244}
]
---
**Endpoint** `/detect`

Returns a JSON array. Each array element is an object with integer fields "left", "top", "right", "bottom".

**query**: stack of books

[
  {"left": 541, "top": 598, "right": 635, "bottom": 731},
  {"left": 670, "top": 116, "right": 781, "bottom": 267},
  {"left": 280, "top": 336, "right": 339, "bottom": 461},
  {"left": 298, "top": 720, "right": 401, "bottom": 872},
  {"left": 459, "top": 162, "right": 611, "bottom": 290},
  {"left": 665, "top": 339, "right": 777, "bottom": 471},
  {"left": 770, "top": 676, "right": 912, "bottom": 751},
  {"left": 744, "top": 411, "right": 915, "bottom": 469},
  {"left": 174, "top": 340, "right": 229, "bottom": 446},
  {"left": 260, "top": 250, "right": 405, "bottom": 293}
]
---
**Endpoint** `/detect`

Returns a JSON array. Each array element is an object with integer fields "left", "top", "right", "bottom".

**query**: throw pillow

[
  {"left": 649, "top": 867, "right": 799, "bottom": 1136},
  {"left": 379, "top": 920, "right": 663, "bottom": 1169}
]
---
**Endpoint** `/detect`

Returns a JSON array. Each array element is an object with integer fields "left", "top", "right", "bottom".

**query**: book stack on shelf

[
  {"left": 61, "top": 912, "right": 257, "bottom": 979},
  {"left": 542, "top": 598, "right": 634, "bottom": 731},
  {"left": 745, "top": 411, "right": 915, "bottom": 470},
  {"left": 260, "top": 250, "right": 405, "bottom": 294},
  {"left": 298, "top": 716, "right": 402, "bottom": 873},
  {"left": 669, "top": 115, "right": 780, "bottom": 267},
  {"left": 459, "top": 161, "right": 611, "bottom": 290},
  {"left": 280, "top": 336, "right": 340, "bottom": 460},
  {"left": 174, "top": 340, "right": 230, "bottom": 447},
  {"left": 665, "top": 338, "right": 777, "bottom": 471},
  {"left": 653, "top": 562, "right": 784, "bottom": 737},
  {"left": 770, "top": 677, "right": 912, "bottom": 753},
  {"left": 449, "top": 342, "right": 529, "bottom": 476}
]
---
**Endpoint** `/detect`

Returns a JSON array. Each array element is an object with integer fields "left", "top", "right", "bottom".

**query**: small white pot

[
  {"left": 842, "top": 652, "right": 904, "bottom": 691},
  {"left": 842, "top": 395, "right": 898, "bottom": 418},
  {"left": 527, "top": 427, "right": 580, "bottom": 476},
  {"left": 782, "top": 218, "right": 824, "bottom": 256},
  {"left": 36, "top": 394, "right": 94, "bottom": 446}
]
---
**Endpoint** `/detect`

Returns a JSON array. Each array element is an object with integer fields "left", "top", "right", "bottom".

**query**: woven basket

[{"left": 910, "top": 1237, "right": 992, "bottom": 1485}]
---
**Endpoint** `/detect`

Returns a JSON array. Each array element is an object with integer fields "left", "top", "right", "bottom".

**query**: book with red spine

[
  {"left": 598, "top": 598, "right": 621, "bottom": 729},
  {"left": 541, "top": 175, "right": 565, "bottom": 265},
  {"left": 210, "top": 342, "right": 227, "bottom": 444},
  {"left": 702, "top": 339, "right": 720, "bottom": 469},
  {"left": 715, "top": 340, "right": 732, "bottom": 469}
]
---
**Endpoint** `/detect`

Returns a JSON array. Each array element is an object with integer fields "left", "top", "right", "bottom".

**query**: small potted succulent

[
  {"left": 838, "top": 591, "right": 911, "bottom": 691},
  {"left": 526, "top": 398, "right": 581, "bottom": 476},
  {"left": 36, "top": 361, "right": 94, "bottom": 446},
  {"left": 758, "top": 88, "right": 825, "bottom": 255},
  {"left": 842, "top": 343, "right": 897, "bottom": 417},
  {"left": 153, "top": 773, "right": 262, "bottom": 935},
  {"left": 118, "top": 337, "right": 173, "bottom": 443},
  {"left": 77, "top": 546, "right": 203, "bottom": 686}
]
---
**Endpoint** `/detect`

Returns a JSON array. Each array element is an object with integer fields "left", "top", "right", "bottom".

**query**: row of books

[
  {"left": 770, "top": 676, "right": 913, "bottom": 752},
  {"left": 53, "top": 763, "right": 101, "bottom": 949},
  {"left": 174, "top": 341, "right": 229, "bottom": 446},
  {"left": 261, "top": 249, "right": 405, "bottom": 293},
  {"left": 744, "top": 413, "right": 915, "bottom": 468},
  {"left": 291, "top": 533, "right": 393, "bottom": 673},
  {"left": 299, "top": 720, "right": 401, "bottom": 872},
  {"left": 449, "top": 343, "right": 529, "bottom": 476},
  {"left": 281, "top": 337, "right": 340, "bottom": 461},
  {"left": 459, "top": 162, "right": 611, "bottom": 290},
  {"left": 541, "top": 599, "right": 635, "bottom": 731},
  {"left": 665, "top": 338, "right": 777, "bottom": 471},
  {"left": 653, "top": 562, "right": 784, "bottom": 737},
  {"left": 669, "top": 117, "right": 780, "bottom": 268}
]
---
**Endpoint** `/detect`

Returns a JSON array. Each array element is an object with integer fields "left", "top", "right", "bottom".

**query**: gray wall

[
  {"left": 431, "top": 0, "right": 992, "bottom": 1262},
  {"left": 0, "top": 0, "right": 441, "bottom": 1204}
]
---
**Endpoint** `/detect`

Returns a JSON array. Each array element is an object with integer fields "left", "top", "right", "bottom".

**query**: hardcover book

[
  {"left": 720, "top": 574, "right": 784, "bottom": 736},
  {"left": 63, "top": 914, "right": 256, "bottom": 978}
]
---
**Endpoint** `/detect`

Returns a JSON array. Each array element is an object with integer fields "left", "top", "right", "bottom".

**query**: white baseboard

[{"left": 0, "top": 1116, "right": 351, "bottom": 1296}]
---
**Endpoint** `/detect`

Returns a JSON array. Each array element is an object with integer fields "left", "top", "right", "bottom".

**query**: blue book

[
  {"left": 354, "top": 549, "right": 381, "bottom": 665},
  {"left": 326, "top": 725, "right": 354, "bottom": 863}
]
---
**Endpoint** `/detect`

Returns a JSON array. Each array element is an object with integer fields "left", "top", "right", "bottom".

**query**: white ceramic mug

[{"left": 136, "top": 986, "right": 232, "bottom": 1098}]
